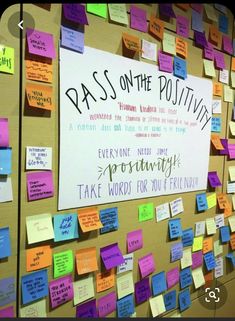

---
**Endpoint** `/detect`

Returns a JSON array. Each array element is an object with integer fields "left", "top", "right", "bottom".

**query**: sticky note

[
  {"left": 26, "top": 213, "right": 54, "bottom": 244},
  {"left": 222, "top": 35, "right": 233, "bottom": 55},
  {"left": 86, "top": 4, "right": 107, "bottom": 18},
  {"left": 0, "top": 306, "right": 14, "bottom": 318},
  {"left": 180, "top": 267, "right": 192, "bottom": 289},
  {"left": 117, "top": 294, "right": 134, "bottom": 318},
  {"left": 171, "top": 242, "right": 183, "bottom": 262},
  {"left": 108, "top": 4, "right": 128, "bottom": 25},
  {"left": 212, "top": 99, "right": 221, "bottom": 114},
  {"left": 0, "top": 277, "right": 15, "bottom": 307},
  {"left": 179, "top": 288, "right": 191, "bottom": 312},
  {"left": 181, "top": 248, "right": 192, "bottom": 269},
  {"left": 117, "top": 272, "right": 134, "bottom": 299},
  {"left": 204, "top": 44, "right": 214, "bottom": 60},
  {"left": 214, "top": 240, "right": 223, "bottom": 257},
  {"left": 230, "top": 233, "right": 235, "bottom": 250},
  {"left": 130, "top": 5, "right": 147, "bottom": 33},
  {"left": 73, "top": 275, "right": 94, "bottom": 305},
  {"left": 141, "top": 39, "right": 157, "bottom": 62},
  {"left": 170, "top": 198, "right": 184, "bottom": 217},
  {"left": 220, "top": 226, "right": 230, "bottom": 243},
  {"left": 26, "top": 28, "right": 55, "bottom": 59},
  {"left": 208, "top": 171, "right": 222, "bottom": 187},
  {"left": 228, "top": 144, "right": 235, "bottom": 159},
  {"left": 0, "top": 177, "right": 13, "bottom": 203},
  {"left": 204, "top": 4, "right": 218, "bottom": 22},
  {"left": 224, "top": 85, "right": 233, "bottom": 103},
  {"left": 219, "top": 69, "right": 229, "bottom": 84},
  {"left": 117, "top": 253, "right": 134, "bottom": 274},
  {"left": 149, "top": 294, "right": 166, "bottom": 317},
  {"left": 191, "top": 9, "right": 203, "bottom": 32},
  {"left": 207, "top": 193, "right": 217, "bottom": 209},
  {"left": 206, "top": 217, "right": 217, "bottom": 235},
  {"left": 127, "top": 229, "right": 143, "bottom": 253},
  {"left": 166, "top": 267, "right": 179, "bottom": 289},
  {"left": 215, "top": 214, "right": 225, "bottom": 229},
  {"left": 49, "top": 275, "right": 73, "bottom": 309},
  {"left": 192, "top": 236, "right": 203, "bottom": 252},
  {"left": 213, "top": 83, "right": 222, "bottom": 96},
  {"left": 214, "top": 51, "right": 225, "bottom": 69},
  {"left": 195, "top": 31, "right": 207, "bottom": 48},
  {"left": 192, "top": 267, "right": 205, "bottom": 288},
  {"left": 163, "top": 33, "right": 176, "bottom": 55},
  {"left": 0, "top": 227, "right": 11, "bottom": 259},
  {"left": 159, "top": 3, "right": 176, "bottom": 18},
  {"left": 233, "top": 196, "right": 235, "bottom": 211},
  {"left": 0, "top": 118, "right": 9, "bottom": 147},
  {"left": 53, "top": 213, "right": 78, "bottom": 242},
  {"left": 203, "top": 237, "right": 213, "bottom": 254},
  {"left": 182, "top": 228, "right": 193, "bottom": 247},
  {"left": 195, "top": 221, "right": 205, "bottom": 236},
  {"left": 204, "top": 251, "right": 216, "bottom": 270},
  {"left": 134, "top": 278, "right": 151, "bottom": 305},
  {"left": 228, "top": 216, "right": 235, "bottom": 232},
  {"left": 98, "top": 291, "right": 116, "bottom": 317},
  {"left": 219, "top": 139, "right": 229, "bottom": 155},
  {"left": 209, "top": 25, "right": 220, "bottom": 45},
  {"left": 158, "top": 51, "right": 173, "bottom": 73},
  {"left": 21, "top": 270, "right": 48, "bottom": 305},
  {"left": 26, "top": 171, "right": 54, "bottom": 201},
  {"left": 0, "top": 148, "right": 12, "bottom": 175},
  {"left": 196, "top": 193, "right": 208, "bottom": 211},
  {"left": 76, "top": 299, "right": 97, "bottom": 318},
  {"left": 156, "top": 202, "right": 170, "bottom": 222},
  {"left": 26, "top": 83, "right": 54, "bottom": 111},
  {"left": 231, "top": 71, "right": 235, "bottom": 88},
  {"left": 174, "top": 56, "right": 187, "bottom": 79},
  {"left": 164, "top": 290, "right": 176, "bottom": 311},
  {"left": 78, "top": 208, "right": 103, "bottom": 232},
  {"left": 138, "top": 203, "right": 154, "bottom": 222},
  {"left": 26, "top": 245, "right": 52, "bottom": 272},
  {"left": 152, "top": 271, "right": 167, "bottom": 296},
  {"left": 214, "top": 4, "right": 227, "bottom": 14},
  {"left": 100, "top": 207, "right": 118, "bottom": 234},
  {"left": 76, "top": 247, "right": 98, "bottom": 274},
  {"left": 63, "top": 4, "right": 88, "bottom": 25},
  {"left": 176, "top": 3, "right": 190, "bottom": 11},
  {"left": 53, "top": 250, "right": 73, "bottom": 278},
  {"left": 219, "top": 14, "right": 228, "bottom": 34},
  {"left": 96, "top": 269, "right": 115, "bottom": 293},
  {"left": 61, "top": 26, "right": 84, "bottom": 53},
  {"left": 0, "top": 45, "right": 14, "bottom": 74},
  {"left": 226, "top": 253, "right": 235, "bottom": 267},
  {"left": 211, "top": 117, "right": 221, "bottom": 132},
  {"left": 138, "top": 253, "right": 155, "bottom": 278},
  {"left": 20, "top": 299, "right": 46, "bottom": 317},
  {"left": 217, "top": 193, "right": 230, "bottom": 209},
  {"left": 149, "top": 16, "right": 164, "bottom": 40},
  {"left": 168, "top": 218, "right": 182, "bottom": 239},
  {"left": 232, "top": 57, "right": 235, "bottom": 71},
  {"left": 176, "top": 16, "right": 189, "bottom": 38},
  {"left": 100, "top": 243, "right": 124, "bottom": 270},
  {"left": 26, "top": 146, "right": 52, "bottom": 170},
  {"left": 203, "top": 59, "right": 215, "bottom": 77},
  {"left": 25, "top": 60, "right": 52, "bottom": 83},
  {"left": 227, "top": 181, "right": 235, "bottom": 194},
  {"left": 215, "top": 256, "right": 223, "bottom": 278}
]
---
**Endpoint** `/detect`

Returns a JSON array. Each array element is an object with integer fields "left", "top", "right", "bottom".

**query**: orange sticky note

[
  {"left": 224, "top": 203, "right": 232, "bottom": 218},
  {"left": 217, "top": 193, "right": 230, "bottom": 209},
  {"left": 26, "top": 82, "right": 54, "bottom": 110},
  {"left": 122, "top": 33, "right": 140, "bottom": 52},
  {"left": 176, "top": 3, "right": 190, "bottom": 11},
  {"left": 203, "top": 271, "right": 213, "bottom": 288},
  {"left": 26, "top": 245, "right": 52, "bottom": 272},
  {"left": 231, "top": 57, "right": 235, "bottom": 72},
  {"left": 25, "top": 60, "right": 53, "bottom": 83},
  {"left": 203, "top": 237, "right": 213, "bottom": 254},
  {"left": 213, "top": 82, "right": 222, "bottom": 96},
  {"left": 78, "top": 208, "right": 103, "bottom": 232},
  {"left": 176, "top": 37, "right": 188, "bottom": 58},
  {"left": 209, "top": 25, "right": 220, "bottom": 45},
  {"left": 96, "top": 268, "right": 115, "bottom": 292},
  {"left": 149, "top": 16, "right": 164, "bottom": 40},
  {"left": 230, "top": 233, "right": 235, "bottom": 250},
  {"left": 211, "top": 134, "right": 224, "bottom": 150},
  {"left": 76, "top": 247, "right": 98, "bottom": 275}
]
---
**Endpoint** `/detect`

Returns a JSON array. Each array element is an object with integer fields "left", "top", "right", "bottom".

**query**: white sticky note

[
  {"left": 117, "top": 253, "right": 134, "bottom": 274},
  {"left": 229, "top": 166, "right": 235, "bottom": 181},
  {"left": 156, "top": 203, "right": 170, "bottom": 222},
  {"left": 219, "top": 69, "right": 229, "bottom": 84},
  {"left": 149, "top": 295, "right": 166, "bottom": 317},
  {"left": 26, "top": 213, "right": 54, "bottom": 244},
  {"left": 214, "top": 4, "right": 227, "bottom": 14},
  {"left": 212, "top": 99, "right": 221, "bottom": 114},
  {"left": 141, "top": 39, "right": 157, "bottom": 62},
  {"left": 0, "top": 177, "right": 13, "bottom": 203},
  {"left": 214, "top": 214, "right": 224, "bottom": 229},
  {"left": 20, "top": 299, "right": 47, "bottom": 317},
  {"left": 181, "top": 248, "right": 192, "bottom": 269},
  {"left": 163, "top": 33, "right": 176, "bottom": 55},
  {"left": 170, "top": 198, "right": 184, "bottom": 217},
  {"left": 192, "top": 267, "right": 205, "bottom": 289},
  {"left": 108, "top": 4, "right": 128, "bottom": 25},
  {"left": 224, "top": 85, "right": 234, "bottom": 102},
  {"left": 227, "top": 181, "right": 235, "bottom": 194},
  {"left": 203, "top": 59, "right": 216, "bottom": 77},
  {"left": 213, "top": 240, "right": 223, "bottom": 257},
  {"left": 231, "top": 71, "right": 235, "bottom": 88},
  {"left": 206, "top": 218, "right": 217, "bottom": 235},
  {"left": 228, "top": 216, "right": 235, "bottom": 232},
  {"left": 73, "top": 275, "right": 94, "bottom": 305},
  {"left": 117, "top": 272, "right": 134, "bottom": 299},
  {"left": 195, "top": 221, "right": 205, "bottom": 236},
  {"left": 26, "top": 146, "right": 52, "bottom": 170},
  {"left": 230, "top": 121, "right": 235, "bottom": 136},
  {"left": 214, "top": 256, "right": 223, "bottom": 278},
  {"left": 232, "top": 195, "right": 235, "bottom": 210}
]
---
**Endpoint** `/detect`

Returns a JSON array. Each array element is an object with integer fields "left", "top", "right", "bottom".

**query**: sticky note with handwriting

[
  {"left": 152, "top": 271, "right": 167, "bottom": 296},
  {"left": 26, "top": 83, "right": 54, "bottom": 111},
  {"left": 212, "top": 99, "right": 221, "bottom": 114},
  {"left": 166, "top": 267, "right": 179, "bottom": 289},
  {"left": 211, "top": 117, "right": 221, "bottom": 132},
  {"left": 208, "top": 171, "right": 222, "bottom": 187},
  {"left": 204, "top": 251, "right": 216, "bottom": 271},
  {"left": 164, "top": 290, "right": 176, "bottom": 311},
  {"left": 25, "top": 60, "right": 52, "bottom": 83},
  {"left": 196, "top": 193, "right": 208, "bottom": 211},
  {"left": 192, "top": 236, "right": 203, "bottom": 252},
  {"left": 0, "top": 118, "right": 9, "bottom": 147},
  {"left": 26, "top": 146, "right": 52, "bottom": 170},
  {"left": 149, "top": 16, "right": 164, "bottom": 40},
  {"left": 96, "top": 269, "right": 115, "bottom": 293},
  {"left": 63, "top": 4, "right": 88, "bottom": 25},
  {"left": 174, "top": 56, "right": 187, "bottom": 79},
  {"left": 130, "top": 5, "right": 147, "bottom": 33},
  {"left": 108, "top": 4, "right": 128, "bottom": 25},
  {"left": 53, "top": 213, "right": 78, "bottom": 242},
  {"left": 26, "top": 245, "right": 52, "bottom": 272},
  {"left": 168, "top": 218, "right": 182, "bottom": 239},
  {"left": 194, "top": 31, "right": 207, "bottom": 48},
  {"left": 179, "top": 288, "right": 191, "bottom": 312},
  {"left": 0, "top": 227, "right": 11, "bottom": 259},
  {"left": 27, "top": 171, "right": 54, "bottom": 201},
  {"left": 215, "top": 256, "right": 223, "bottom": 278},
  {"left": 100, "top": 243, "right": 124, "bottom": 270},
  {"left": 203, "top": 237, "right": 213, "bottom": 254},
  {"left": 171, "top": 242, "right": 183, "bottom": 262},
  {"left": 138, "top": 202, "right": 154, "bottom": 222},
  {"left": 181, "top": 248, "right": 192, "bottom": 269},
  {"left": 117, "top": 272, "right": 134, "bottom": 299},
  {"left": 220, "top": 226, "right": 230, "bottom": 243},
  {"left": 176, "top": 38, "right": 188, "bottom": 59},
  {"left": 192, "top": 267, "right": 205, "bottom": 288},
  {"left": 49, "top": 275, "right": 73, "bottom": 309},
  {"left": 0, "top": 177, "right": 13, "bottom": 203},
  {"left": 26, "top": 213, "right": 54, "bottom": 244},
  {"left": 206, "top": 193, "right": 217, "bottom": 209},
  {"left": 20, "top": 299, "right": 46, "bottom": 317},
  {"left": 158, "top": 51, "right": 173, "bottom": 73},
  {"left": 0, "top": 148, "right": 12, "bottom": 175},
  {"left": 76, "top": 247, "right": 98, "bottom": 275},
  {"left": 141, "top": 39, "right": 157, "bottom": 62},
  {"left": 180, "top": 267, "right": 192, "bottom": 289},
  {"left": 191, "top": 10, "right": 203, "bottom": 32},
  {"left": 127, "top": 229, "right": 143, "bottom": 253},
  {"left": 117, "top": 294, "right": 134, "bottom": 318},
  {"left": 0, "top": 45, "right": 14, "bottom": 74},
  {"left": 73, "top": 275, "right": 94, "bottom": 305},
  {"left": 53, "top": 250, "right": 73, "bottom": 278},
  {"left": 61, "top": 26, "right": 84, "bottom": 53},
  {"left": 100, "top": 207, "right": 118, "bottom": 234},
  {"left": 176, "top": 15, "right": 189, "bottom": 38},
  {"left": 149, "top": 294, "right": 166, "bottom": 317},
  {"left": 117, "top": 253, "right": 134, "bottom": 274},
  {"left": 214, "top": 51, "right": 225, "bottom": 69},
  {"left": 204, "top": 44, "right": 214, "bottom": 60},
  {"left": 163, "top": 33, "right": 176, "bottom": 55},
  {"left": 156, "top": 202, "right": 170, "bottom": 222},
  {"left": 98, "top": 291, "right": 116, "bottom": 317},
  {"left": 138, "top": 253, "right": 155, "bottom": 278},
  {"left": 135, "top": 277, "right": 151, "bottom": 305},
  {"left": 76, "top": 299, "right": 97, "bottom": 317},
  {"left": 182, "top": 228, "right": 193, "bottom": 247},
  {"left": 122, "top": 33, "right": 140, "bottom": 52},
  {"left": 203, "top": 59, "right": 215, "bottom": 77},
  {"left": 26, "top": 28, "right": 56, "bottom": 59},
  {"left": 21, "top": 270, "right": 48, "bottom": 305},
  {"left": 170, "top": 197, "right": 184, "bottom": 217},
  {"left": 0, "top": 277, "right": 15, "bottom": 307}
]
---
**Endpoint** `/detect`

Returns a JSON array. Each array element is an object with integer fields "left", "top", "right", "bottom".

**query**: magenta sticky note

[
  {"left": 158, "top": 51, "right": 173, "bottom": 73},
  {"left": 63, "top": 4, "right": 88, "bottom": 25},
  {"left": 222, "top": 35, "right": 233, "bottom": 55},
  {"left": 204, "top": 43, "right": 214, "bottom": 60},
  {"left": 208, "top": 171, "right": 222, "bottom": 188},
  {"left": 0, "top": 118, "right": 9, "bottom": 147},
  {"left": 192, "top": 251, "right": 203, "bottom": 269},
  {"left": 49, "top": 275, "right": 73, "bottom": 308},
  {"left": 127, "top": 229, "right": 143, "bottom": 253},
  {"left": 100, "top": 243, "right": 124, "bottom": 270},
  {"left": 130, "top": 5, "right": 147, "bottom": 33},
  {"left": 27, "top": 171, "right": 54, "bottom": 201},
  {"left": 176, "top": 15, "right": 189, "bottom": 38},
  {"left": 26, "top": 28, "right": 56, "bottom": 59},
  {"left": 0, "top": 306, "right": 14, "bottom": 318},
  {"left": 214, "top": 50, "right": 225, "bottom": 69},
  {"left": 166, "top": 267, "right": 179, "bottom": 288},
  {"left": 228, "top": 144, "right": 235, "bottom": 159},
  {"left": 138, "top": 253, "right": 155, "bottom": 278},
  {"left": 98, "top": 291, "right": 116, "bottom": 317},
  {"left": 191, "top": 4, "right": 203, "bottom": 13}
]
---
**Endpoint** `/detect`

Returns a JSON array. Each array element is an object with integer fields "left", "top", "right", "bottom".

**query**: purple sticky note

[
  {"left": 228, "top": 144, "right": 235, "bottom": 159},
  {"left": 130, "top": 5, "right": 147, "bottom": 33},
  {"left": 208, "top": 171, "right": 222, "bottom": 188},
  {"left": 63, "top": 4, "right": 88, "bottom": 25},
  {"left": 26, "top": 171, "right": 54, "bottom": 201},
  {"left": 61, "top": 26, "right": 84, "bottom": 53},
  {"left": 194, "top": 31, "right": 208, "bottom": 48},
  {"left": 98, "top": 291, "right": 116, "bottom": 317},
  {"left": 138, "top": 253, "right": 155, "bottom": 278},
  {"left": 191, "top": 4, "right": 203, "bottom": 13},
  {"left": 191, "top": 10, "right": 203, "bottom": 32},
  {"left": 158, "top": 51, "right": 173, "bottom": 73},
  {"left": 0, "top": 277, "right": 15, "bottom": 307},
  {"left": 0, "top": 305, "right": 14, "bottom": 318},
  {"left": 214, "top": 50, "right": 225, "bottom": 69},
  {"left": 176, "top": 15, "right": 189, "bottom": 38},
  {"left": 76, "top": 299, "right": 97, "bottom": 318},
  {"left": 166, "top": 267, "right": 179, "bottom": 289},
  {"left": 49, "top": 275, "right": 73, "bottom": 309},
  {"left": 26, "top": 28, "right": 56, "bottom": 59},
  {"left": 171, "top": 242, "right": 183, "bottom": 262},
  {"left": 100, "top": 243, "right": 124, "bottom": 270},
  {"left": 127, "top": 229, "right": 143, "bottom": 253},
  {"left": 159, "top": 3, "right": 176, "bottom": 18},
  {"left": 204, "top": 43, "right": 214, "bottom": 60},
  {"left": 192, "top": 251, "right": 203, "bottom": 269},
  {"left": 0, "top": 118, "right": 9, "bottom": 147},
  {"left": 219, "top": 139, "right": 229, "bottom": 155},
  {"left": 222, "top": 35, "right": 233, "bottom": 55},
  {"left": 134, "top": 277, "right": 151, "bottom": 305}
]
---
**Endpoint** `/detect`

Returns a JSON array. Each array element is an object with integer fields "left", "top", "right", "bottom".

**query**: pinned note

[
  {"left": 149, "top": 294, "right": 166, "bottom": 317},
  {"left": 212, "top": 99, "right": 221, "bottom": 114},
  {"left": 204, "top": 251, "right": 216, "bottom": 271},
  {"left": 179, "top": 288, "right": 191, "bottom": 312},
  {"left": 117, "top": 272, "right": 134, "bottom": 299},
  {"left": 220, "top": 226, "right": 230, "bottom": 243},
  {"left": 0, "top": 227, "right": 11, "bottom": 259},
  {"left": 73, "top": 275, "right": 94, "bottom": 305},
  {"left": 180, "top": 267, "right": 192, "bottom": 289},
  {"left": 195, "top": 221, "right": 205, "bottom": 236},
  {"left": 53, "top": 250, "right": 73, "bottom": 278},
  {"left": 127, "top": 229, "right": 143, "bottom": 253},
  {"left": 192, "top": 267, "right": 205, "bottom": 288},
  {"left": 0, "top": 118, "right": 9, "bottom": 147},
  {"left": 176, "top": 16, "right": 189, "bottom": 38},
  {"left": 203, "top": 237, "right": 213, "bottom": 254},
  {"left": 0, "top": 45, "right": 14, "bottom": 74},
  {"left": 159, "top": 3, "right": 176, "bottom": 18},
  {"left": 209, "top": 25, "right": 220, "bottom": 45},
  {"left": 26, "top": 28, "right": 55, "bottom": 59},
  {"left": 166, "top": 267, "right": 179, "bottom": 289},
  {"left": 192, "top": 236, "right": 203, "bottom": 252},
  {"left": 87, "top": 4, "right": 107, "bottom": 18},
  {"left": 21, "top": 270, "right": 48, "bottom": 305},
  {"left": 130, "top": 5, "right": 147, "bottom": 33},
  {"left": 25, "top": 60, "right": 52, "bottom": 83},
  {"left": 219, "top": 14, "right": 228, "bottom": 34},
  {"left": 214, "top": 240, "right": 223, "bottom": 257},
  {"left": 171, "top": 242, "right": 183, "bottom": 262},
  {"left": 211, "top": 117, "right": 221, "bottom": 132},
  {"left": 0, "top": 148, "right": 12, "bottom": 175},
  {"left": 182, "top": 228, "right": 193, "bottom": 247},
  {"left": 76, "top": 247, "right": 98, "bottom": 274},
  {"left": 196, "top": 193, "right": 208, "bottom": 211},
  {"left": 117, "top": 294, "right": 134, "bottom": 318},
  {"left": 168, "top": 218, "right": 182, "bottom": 239},
  {"left": 117, "top": 253, "right": 134, "bottom": 274},
  {"left": 138, "top": 253, "right": 155, "bottom": 278},
  {"left": 215, "top": 256, "right": 223, "bottom": 278},
  {"left": 20, "top": 299, "right": 46, "bottom": 317},
  {"left": 61, "top": 26, "right": 84, "bottom": 53},
  {"left": 63, "top": 4, "right": 88, "bottom": 25},
  {"left": 174, "top": 56, "right": 187, "bottom": 79},
  {"left": 76, "top": 298, "right": 97, "bottom": 318},
  {"left": 27, "top": 171, "right": 54, "bottom": 201},
  {"left": 135, "top": 278, "right": 151, "bottom": 305},
  {"left": 26, "top": 83, "right": 54, "bottom": 111},
  {"left": 108, "top": 4, "right": 128, "bottom": 25},
  {"left": 138, "top": 203, "right": 154, "bottom": 222},
  {"left": 49, "top": 275, "right": 73, "bottom": 309},
  {"left": 158, "top": 51, "right": 173, "bottom": 73},
  {"left": 26, "top": 213, "right": 54, "bottom": 244},
  {"left": 0, "top": 177, "right": 13, "bottom": 203},
  {"left": 53, "top": 213, "right": 78, "bottom": 242},
  {"left": 0, "top": 306, "right": 14, "bottom": 318},
  {"left": 219, "top": 69, "right": 229, "bottom": 84},
  {"left": 26, "top": 245, "right": 52, "bottom": 272},
  {"left": 191, "top": 10, "right": 203, "bottom": 32},
  {"left": 100, "top": 243, "right": 124, "bottom": 270},
  {"left": 0, "top": 277, "right": 15, "bottom": 307},
  {"left": 164, "top": 290, "right": 176, "bottom": 311},
  {"left": 149, "top": 16, "right": 164, "bottom": 40},
  {"left": 26, "top": 146, "right": 52, "bottom": 170},
  {"left": 152, "top": 271, "right": 167, "bottom": 296},
  {"left": 214, "top": 51, "right": 225, "bottom": 69},
  {"left": 228, "top": 216, "right": 235, "bottom": 232},
  {"left": 170, "top": 197, "right": 184, "bottom": 217},
  {"left": 214, "top": 214, "right": 224, "bottom": 229},
  {"left": 203, "top": 59, "right": 215, "bottom": 77},
  {"left": 96, "top": 269, "right": 115, "bottom": 293},
  {"left": 176, "top": 38, "right": 187, "bottom": 59},
  {"left": 163, "top": 33, "right": 176, "bottom": 55},
  {"left": 181, "top": 248, "right": 192, "bottom": 269},
  {"left": 141, "top": 39, "right": 157, "bottom": 62},
  {"left": 156, "top": 202, "right": 170, "bottom": 222},
  {"left": 208, "top": 171, "right": 222, "bottom": 187},
  {"left": 100, "top": 207, "right": 118, "bottom": 234},
  {"left": 78, "top": 207, "right": 103, "bottom": 232},
  {"left": 98, "top": 291, "right": 116, "bottom": 317},
  {"left": 206, "top": 217, "right": 217, "bottom": 235},
  {"left": 224, "top": 85, "right": 233, "bottom": 103}
]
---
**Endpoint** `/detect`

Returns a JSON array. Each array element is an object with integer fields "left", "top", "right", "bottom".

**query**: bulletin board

[{"left": 0, "top": 3, "right": 235, "bottom": 318}]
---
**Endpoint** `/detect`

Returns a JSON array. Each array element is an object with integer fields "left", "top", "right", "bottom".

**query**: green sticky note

[
  {"left": 87, "top": 4, "right": 107, "bottom": 18},
  {"left": 138, "top": 203, "right": 154, "bottom": 222},
  {"left": 0, "top": 45, "right": 14, "bottom": 74},
  {"left": 53, "top": 250, "right": 73, "bottom": 278}
]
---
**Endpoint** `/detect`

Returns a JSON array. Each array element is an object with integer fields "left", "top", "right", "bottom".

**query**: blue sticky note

[
  {"left": 191, "top": 10, "right": 203, "bottom": 32},
  {"left": 204, "top": 251, "right": 216, "bottom": 271},
  {"left": 226, "top": 253, "right": 235, "bottom": 266},
  {"left": 182, "top": 228, "right": 194, "bottom": 247},
  {"left": 61, "top": 26, "right": 84, "bottom": 53},
  {"left": 196, "top": 193, "right": 208, "bottom": 212},
  {"left": 180, "top": 267, "right": 192, "bottom": 289},
  {"left": 152, "top": 271, "right": 167, "bottom": 296},
  {"left": 171, "top": 242, "right": 183, "bottom": 262},
  {"left": 179, "top": 288, "right": 191, "bottom": 312},
  {"left": 21, "top": 270, "right": 48, "bottom": 305},
  {"left": 0, "top": 227, "right": 11, "bottom": 258},
  {"left": 220, "top": 226, "right": 230, "bottom": 243},
  {"left": 211, "top": 117, "right": 221, "bottom": 132},
  {"left": 219, "top": 14, "right": 228, "bottom": 34},
  {"left": 0, "top": 148, "right": 12, "bottom": 175},
  {"left": 168, "top": 218, "right": 182, "bottom": 239},
  {"left": 53, "top": 213, "right": 78, "bottom": 242},
  {"left": 100, "top": 207, "right": 118, "bottom": 234},
  {"left": 117, "top": 294, "right": 134, "bottom": 318},
  {"left": 164, "top": 290, "right": 177, "bottom": 311},
  {"left": 174, "top": 57, "right": 187, "bottom": 80}
]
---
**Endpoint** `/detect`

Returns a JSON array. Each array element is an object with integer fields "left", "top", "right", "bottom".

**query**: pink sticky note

[
  {"left": 192, "top": 250, "right": 203, "bottom": 269},
  {"left": 176, "top": 15, "right": 189, "bottom": 38},
  {"left": 0, "top": 306, "right": 14, "bottom": 318},
  {"left": 214, "top": 50, "right": 225, "bottom": 69},
  {"left": 127, "top": 229, "right": 143, "bottom": 253},
  {"left": 158, "top": 51, "right": 173, "bottom": 73},
  {"left": 100, "top": 243, "right": 124, "bottom": 270},
  {"left": 98, "top": 291, "right": 116, "bottom": 317},
  {"left": 190, "top": 4, "right": 203, "bottom": 13},
  {"left": 204, "top": 43, "right": 214, "bottom": 60},
  {"left": 49, "top": 275, "right": 73, "bottom": 309},
  {"left": 223, "top": 35, "right": 233, "bottom": 55},
  {"left": 0, "top": 118, "right": 9, "bottom": 147},
  {"left": 138, "top": 253, "right": 155, "bottom": 278},
  {"left": 228, "top": 144, "right": 235, "bottom": 159},
  {"left": 26, "top": 28, "right": 56, "bottom": 59},
  {"left": 166, "top": 267, "right": 179, "bottom": 288},
  {"left": 27, "top": 171, "right": 54, "bottom": 201},
  {"left": 130, "top": 5, "right": 147, "bottom": 33}
]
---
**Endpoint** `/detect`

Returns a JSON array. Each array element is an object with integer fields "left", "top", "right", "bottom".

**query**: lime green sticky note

[
  {"left": 0, "top": 45, "right": 14, "bottom": 74},
  {"left": 53, "top": 250, "right": 73, "bottom": 278},
  {"left": 87, "top": 4, "right": 107, "bottom": 18},
  {"left": 206, "top": 193, "right": 216, "bottom": 209},
  {"left": 192, "top": 236, "right": 203, "bottom": 252},
  {"left": 138, "top": 203, "right": 154, "bottom": 222}
]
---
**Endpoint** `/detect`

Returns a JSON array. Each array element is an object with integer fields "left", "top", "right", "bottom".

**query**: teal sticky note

[
  {"left": 168, "top": 218, "right": 182, "bottom": 239},
  {"left": 152, "top": 271, "right": 167, "bottom": 296},
  {"left": 211, "top": 117, "right": 221, "bottom": 132},
  {"left": 204, "top": 251, "right": 216, "bottom": 271},
  {"left": 117, "top": 294, "right": 134, "bottom": 317},
  {"left": 0, "top": 148, "right": 12, "bottom": 175},
  {"left": 53, "top": 213, "right": 78, "bottom": 242},
  {"left": 179, "top": 288, "right": 191, "bottom": 312},
  {"left": 0, "top": 227, "right": 11, "bottom": 259},
  {"left": 196, "top": 193, "right": 208, "bottom": 211},
  {"left": 100, "top": 207, "right": 118, "bottom": 234},
  {"left": 174, "top": 56, "right": 187, "bottom": 79},
  {"left": 220, "top": 226, "right": 230, "bottom": 243}
]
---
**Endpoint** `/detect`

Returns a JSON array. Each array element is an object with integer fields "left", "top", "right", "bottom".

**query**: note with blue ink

[
  {"left": 220, "top": 226, "right": 230, "bottom": 243},
  {"left": 211, "top": 117, "right": 221, "bottom": 132},
  {"left": 219, "top": 14, "right": 228, "bottom": 34},
  {"left": 204, "top": 251, "right": 216, "bottom": 271},
  {"left": 182, "top": 228, "right": 193, "bottom": 247},
  {"left": 21, "top": 270, "right": 48, "bottom": 305},
  {"left": 196, "top": 193, "right": 208, "bottom": 212},
  {"left": 0, "top": 148, "right": 12, "bottom": 175},
  {"left": 0, "top": 277, "right": 15, "bottom": 307},
  {"left": 163, "top": 290, "right": 176, "bottom": 311},
  {"left": 117, "top": 294, "right": 134, "bottom": 318},
  {"left": 171, "top": 242, "right": 183, "bottom": 262},
  {"left": 179, "top": 288, "right": 191, "bottom": 312},
  {"left": 180, "top": 267, "right": 192, "bottom": 289},
  {"left": 168, "top": 218, "right": 182, "bottom": 239},
  {"left": 191, "top": 10, "right": 203, "bottom": 32},
  {"left": 0, "top": 227, "right": 11, "bottom": 258},
  {"left": 100, "top": 207, "right": 118, "bottom": 234},
  {"left": 53, "top": 213, "right": 78, "bottom": 242},
  {"left": 61, "top": 26, "right": 84, "bottom": 53},
  {"left": 174, "top": 56, "right": 187, "bottom": 79},
  {"left": 152, "top": 271, "right": 167, "bottom": 296}
]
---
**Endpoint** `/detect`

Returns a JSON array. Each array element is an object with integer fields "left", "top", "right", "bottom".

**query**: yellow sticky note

[
  {"left": 20, "top": 299, "right": 47, "bottom": 317},
  {"left": 228, "top": 216, "right": 235, "bottom": 232},
  {"left": 224, "top": 85, "right": 234, "bottom": 102},
  {"left": 0, "top": 45, "right": 14, "bottom": 74},
  {"left": 192, "top": 267, "right": 205, "bottom": 289},
  {"left": 26, "top": 213, "right": 54, "bottom": 244},
  {"left": 213, "top": 240, "right": 223, "bottom": 257},
  {"left": 206, "top": 193, "right": 217, "bottom": 209},
  {"left": 53, "top": 250, "right": 73, "bottom": 278},
  {"left": 203, "top": 59, "right": 215, "bottom": 77},
  {"left": 149, "top": 295, "right": 166, "bottom": 317},
  {"left": 169, "top": 311, "right": 181, "bottom": 317},
  {"left": 181, "top": 248, "right": 192, "bottom": 269},
  {"left": 204, "top": 4, "right": 218, "bottom": 22},
  {"left": 192, "top": 236, "right": 203, "bottom": 252},
  {"left": 229, "top": 166, "right": 235, "bottom": 181},
  {"left": 163, "top": 33, "right": 176, "bottom": 55},
  {"left": 206, "top": 218, "right": 216, "bottom": 235},
  {"left": 117, "top": 272, "right": 134, "bottom": 299},
  {"left": 108, "top": 4, "right": 128, "bottom": 25},
  {"left": 231, "top": 71, "right": 235, "bottom": 88},
  {"left": 230, "top": 122, "right": 235, "bottom": 136},
  {"left": 73, "top": 275, "right": 94, "bottom": 305},
  {"left": 232, "top": 195, "right": 235, "bottom": 210}
]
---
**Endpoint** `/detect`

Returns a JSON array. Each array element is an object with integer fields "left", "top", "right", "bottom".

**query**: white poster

[{"left": 59, "top": 46, "right": 212, "bottom": 210}]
